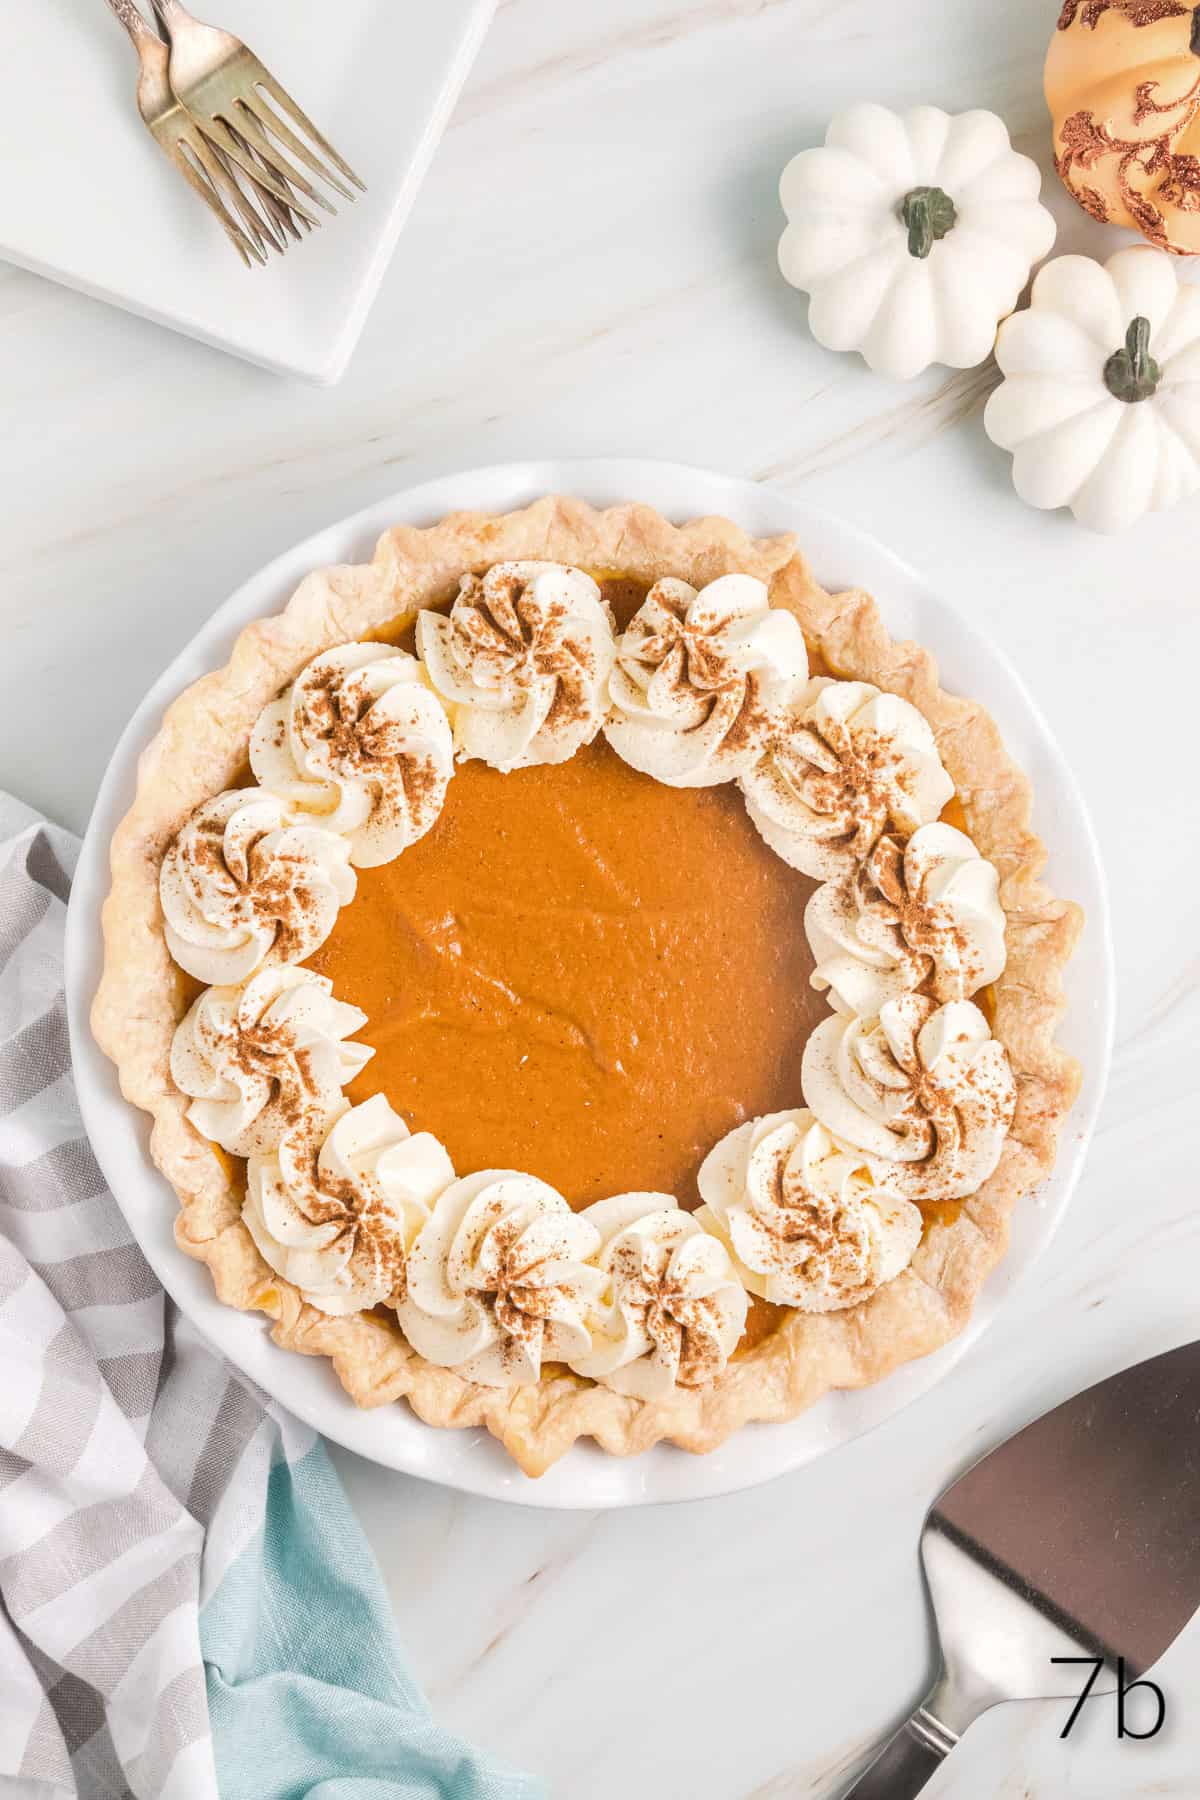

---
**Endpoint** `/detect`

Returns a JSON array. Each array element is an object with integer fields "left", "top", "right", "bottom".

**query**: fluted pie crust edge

[{"left": 93, "top": 497, "right": 1082, "bottom": 1477}]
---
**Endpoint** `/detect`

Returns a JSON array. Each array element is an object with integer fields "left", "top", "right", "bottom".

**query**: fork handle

[
  {"left": 841, "top": 1704, "right": 959, "bottom": 1799},
  {"left": 101, "top": 0, "right": 158, "bottom": 43}
]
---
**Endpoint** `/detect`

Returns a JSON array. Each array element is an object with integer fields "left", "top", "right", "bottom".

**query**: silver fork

[
  {"left": 148, "top": 0, "right": 366, "bottom": 222},
  {"left": 101, "top": 0, "right": 283, "bottom": 267}
]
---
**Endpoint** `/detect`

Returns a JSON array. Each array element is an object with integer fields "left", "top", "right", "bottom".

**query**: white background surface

[{"left": 3, "top": 0, "right": 1198, "bottom": 1795}]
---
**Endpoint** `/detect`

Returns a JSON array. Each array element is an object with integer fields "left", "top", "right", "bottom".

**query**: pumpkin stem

[
  {"left": 1104, "top": 316, "right": 1162, "bottom": 404},
  {"left": 900, "top": 186, "right": 957, "bottom": 259}
]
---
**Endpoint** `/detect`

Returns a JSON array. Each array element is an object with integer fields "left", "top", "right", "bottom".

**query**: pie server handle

[{"left": 840, "top": 1703, "right": 958, "bottom": 1799}]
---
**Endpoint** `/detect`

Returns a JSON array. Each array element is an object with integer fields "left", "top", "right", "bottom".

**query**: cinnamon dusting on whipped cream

[
  {"left": 185, "top": 814, "right": 321, "bottom": 962},
  {"left": 160, "top": 790, "right": 356, "bottom": 986},
  {"left": 605, "top": 574, "right": 810, "bottom": 787},
  {"left": 741, "top": 680, "right": 956, "bottom": 882},
  {"left": 416, "top": 562, "right": 616, "bottom": 772},
  {"left": 802, "top": 994, "right": 1016, "bottom": 1203},
  {"left": 805, "top": 824, "right": 1007, "bottom": 1018},
  {"left": 696, "top": 1112, "right": 922, "bottom": 1311},
  {"left": 249, "top": 645, "right": 454, "bottom": 869}
]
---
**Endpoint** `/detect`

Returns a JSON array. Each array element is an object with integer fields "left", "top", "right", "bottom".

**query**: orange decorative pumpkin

[{"left": 1047, "top": 1, "right": 1200, "bottom": 254}]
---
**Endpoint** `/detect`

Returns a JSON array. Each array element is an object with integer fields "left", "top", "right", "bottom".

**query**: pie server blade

[{"left": 842, "top": 1340, "right": 1200, "bottom": 1798}]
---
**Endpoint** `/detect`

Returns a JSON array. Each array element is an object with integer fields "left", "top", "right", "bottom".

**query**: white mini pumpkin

[
  {"left": 985, "top": 246, "right": 1200, "bottom": 534},
  {"left": 778, "top": 103, "right": 1056, "bottom": 381}
]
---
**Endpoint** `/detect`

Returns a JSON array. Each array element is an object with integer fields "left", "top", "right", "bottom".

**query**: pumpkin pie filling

[
  {"left": 306, "top": 581, "right": 989, "bottom": 1220},
  {"left": 306, "top": 729, "right": 828, "bottom": 1211},
  {"left": 198, "top": 573, "right": 995, "bottom": 1362},
  {"left": 307, "top": 577, "right": 828, "bottom": 1217},
  {"left": 297, "top": 576, "right": 997, "bottom": 1356}
]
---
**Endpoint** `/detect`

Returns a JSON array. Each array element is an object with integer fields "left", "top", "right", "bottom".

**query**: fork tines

[
  {"left": 226, "top": 72, "right": 366, "bottom": 210},
  {"left": 163, "top": 11, "right": 365, "bottom": 265},
  {"left": 195, "top": 56, "right": 365, "bottom": 245}
]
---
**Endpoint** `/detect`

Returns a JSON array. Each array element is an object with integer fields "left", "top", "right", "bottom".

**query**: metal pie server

[{"left": 844, "top": 1340, "right": 1200, "bottom": 1797}]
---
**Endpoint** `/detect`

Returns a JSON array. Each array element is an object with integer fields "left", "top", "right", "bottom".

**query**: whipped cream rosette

[
  {"left": 696, "top": 1110, "right": 921, "bottom": 1312},
  {"left": 244, "top": 1094, "right": 454, "bottom": 1316},
  {"left": 160, "top": 788, "right": 356, "bottom": 986},
  {"left": 568, "top": 1193, "right": 749, "bottom": 1397},
  {"left": 802, "top": 993, "right": 1016, "bottom": 1203},
  {"left": 741, "top": 679, "right": 954, "bottom": 881},
  {"left": 806, "top": 823, "right": 1006, "bottom": 1018},
  {"left": 415, "top": 561, "right": 616, "bottom": 772},
  {"left": 604, "top": 574, "right": 809, "bottom": 786},
  {"left": 250, "top": 644, "right": 454, "bottom": 869},
  {"left": 170, "top": 965, "right": 373, "bottom": 1159},
  {"left": 396, "top": 1172, "right": 606, "bottom": 1385}
]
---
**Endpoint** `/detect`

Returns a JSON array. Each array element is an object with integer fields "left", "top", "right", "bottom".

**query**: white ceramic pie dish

[{"left": 64, "top": 459, "right": 1115, "bottom": 1508}]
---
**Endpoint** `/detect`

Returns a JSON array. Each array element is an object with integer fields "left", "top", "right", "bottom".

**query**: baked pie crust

[{"left": 93, "top": 498, "right": 1082, "bottom": 1476}]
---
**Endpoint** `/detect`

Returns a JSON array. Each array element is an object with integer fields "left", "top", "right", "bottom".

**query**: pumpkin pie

[{"left": 93, "top": 498, "right": 1081, "bottom": 1476}]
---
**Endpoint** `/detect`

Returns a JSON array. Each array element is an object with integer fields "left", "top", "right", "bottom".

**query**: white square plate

[{"left": 1, "top": 0, "right": 494, "bottom": 382}]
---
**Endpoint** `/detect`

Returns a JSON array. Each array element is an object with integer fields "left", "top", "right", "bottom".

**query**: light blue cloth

[{"left": 202, "top": 1442, "right": 544, "bottom": 1800}]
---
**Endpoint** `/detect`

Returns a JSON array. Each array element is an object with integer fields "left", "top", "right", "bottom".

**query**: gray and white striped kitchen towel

[{"left": 0, "top": 796, "right": 542, "bottom": 1800}]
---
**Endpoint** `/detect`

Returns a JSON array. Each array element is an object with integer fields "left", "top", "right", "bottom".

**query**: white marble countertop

[{"left": 3, "top": 0, "right": 1198, "bottom": 1794}]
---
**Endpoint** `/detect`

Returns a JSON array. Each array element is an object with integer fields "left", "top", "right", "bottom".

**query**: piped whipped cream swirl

[
  {"left": 250, "top": 644, "right": 454, "bottom": 868},
  {"left": 741, "top": 679, "right": 955, "bottom": 880},
  {"left": 160, "top": 789, "right": 357, "bottom": 985},
  {"left": 605, "top": 575, "right": 809, "bottom": 787},
  {"left": 415, "top": 562, "right": 616, "bottom": 772},
  {"left": 802, "top": 994, "right": 1017, "bottom": 1202},
  {"left": 806, "top": 823, "right": 1006, "bottom": 1017},
  {"left": 568, "top": 1194, "right": 749, "bottom": 1397},
  {"left": 170, "top": 965, "right": 372, "bottom": 1158},
  {"left": 396, "top": 1173, "right": 605, "bottom": 1385},
  {"left": 244, "top": 1094, "right": 453, "bottom": 1315},
  {"left": 696, "top": 1111, "right": 921, "bottom": 1311}
]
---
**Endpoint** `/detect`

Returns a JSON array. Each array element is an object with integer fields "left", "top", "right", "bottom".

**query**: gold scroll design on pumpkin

[
  {"left": 1058, "top": 2, "right": 1190, "bottom": 30},
  {"left": 1056, "top": 63, "right": 1200, "bottom": 252}
]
